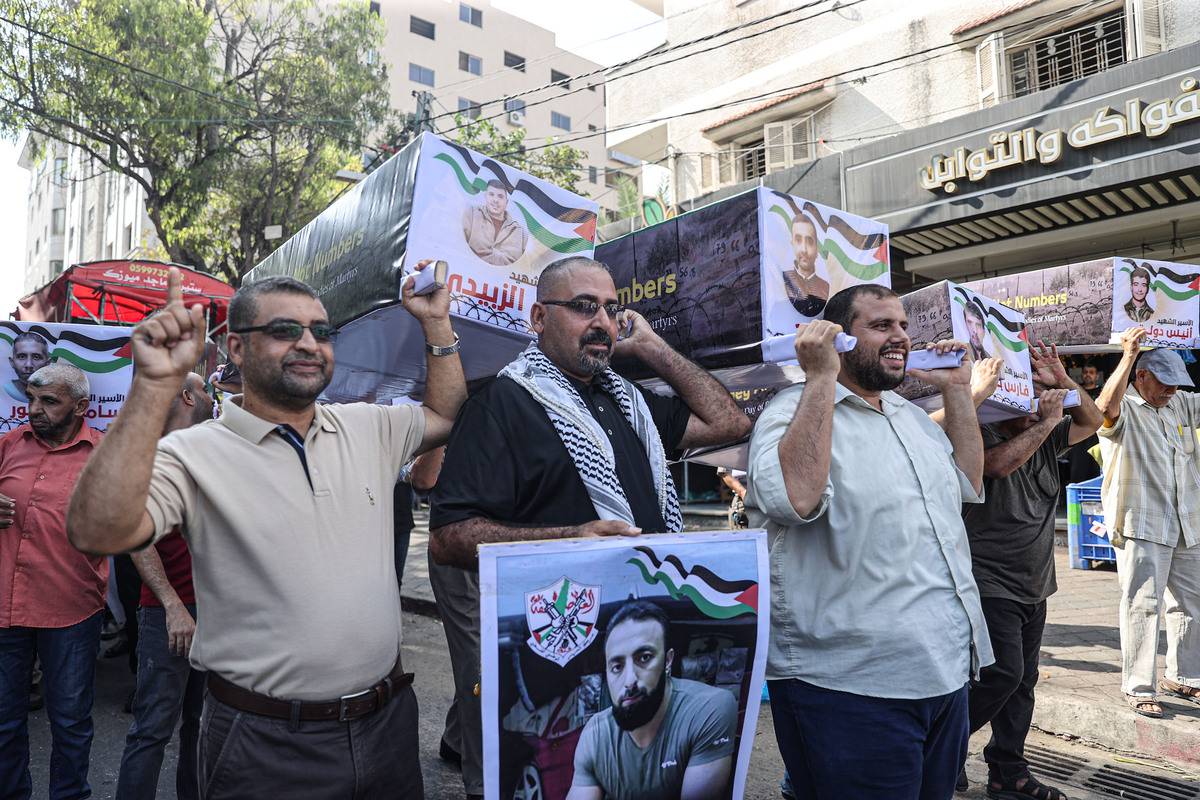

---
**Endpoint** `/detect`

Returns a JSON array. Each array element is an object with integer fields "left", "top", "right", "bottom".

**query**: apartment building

[
  {"left": 375, "top": 0, "right": 623, "bottom": 217},
  {"left": 604, "top": 0, "right": 1200, "bottom": 283}
]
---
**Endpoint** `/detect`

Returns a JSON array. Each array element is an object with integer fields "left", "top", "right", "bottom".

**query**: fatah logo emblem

[{"left": 525, "top": 576, "right": 600, "bottom": 667}]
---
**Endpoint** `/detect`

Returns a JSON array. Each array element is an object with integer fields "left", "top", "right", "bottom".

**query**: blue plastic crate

[{"left": 1066, "top": 475, "right": 1114, "bottom": 570}]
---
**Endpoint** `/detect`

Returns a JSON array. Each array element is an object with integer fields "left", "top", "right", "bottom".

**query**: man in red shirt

[
  {"left": 116, "top": 372, "right": 213, "bottom": 800},
  {"left": 0, "top": 363, "right": 108, "bottom": 800}
]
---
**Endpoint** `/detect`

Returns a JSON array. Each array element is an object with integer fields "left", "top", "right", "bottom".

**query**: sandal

[
  {"left": 1125, "top": 693, "right": 1164, "bottom": 718},
  {"left": 986, "top": 774, "right": 1069, "bottom": 799},
  {"left": 1161, "top": 678, "right": 1200, "bottom": 705}
]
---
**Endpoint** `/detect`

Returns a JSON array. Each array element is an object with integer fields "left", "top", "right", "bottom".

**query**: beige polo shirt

[{"left": 146, "top": 398, "right": 425, "bottom": 701}]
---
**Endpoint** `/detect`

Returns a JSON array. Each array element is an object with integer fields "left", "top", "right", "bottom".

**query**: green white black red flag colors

[
  {"left": 0, "top": 321, "right": 133, "bottom": 432},
  {"left": 480, "top": 531, "right": 769, "bottom": 800},
  {"left": 1111, "top": 257, "right": 1200, "bottom": 348}
]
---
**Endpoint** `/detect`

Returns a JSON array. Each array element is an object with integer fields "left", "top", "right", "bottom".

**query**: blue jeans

[
  {"left": 116, "top": 606, "right": 204, "bottom": 800},
  {"left": 769, "top": 678, "right": 969, "bottom": 800},
  {"left": 0, "top": 612, "right": 103, "bottom": 800}
]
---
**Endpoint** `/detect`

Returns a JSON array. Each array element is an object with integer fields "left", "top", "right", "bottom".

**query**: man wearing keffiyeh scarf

[{"left": 426, "top": 256, "right": 749, "bottom": 799}]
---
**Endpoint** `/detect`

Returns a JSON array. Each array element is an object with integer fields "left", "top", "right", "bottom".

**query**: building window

[
  {"left": 409, "top": 63, "right": 435, "bottom": 87},
  {"left": 53, "top": 157, "right": 66, "bottom": 185},
  {"left": 1009, "top": 10, "right": 1125, "bottom": 98},
  {"left": 604, "top": 168, "right": 622, "bottom": 189},
  {"left": 124, "top": 223, "right": 133, "bottom": 253},
  {"left": 504, "top": 98, "right": 526, "bottom": 113},
  {"left": 369, "top": 2, "right": 380, "bottom": 15},
  {"left": 551, "top": 69, "right": 570, "bottom": 88},
  {"left": 410, "top": 16, "right": 435, "bottom": 40},
  {"left": 459, "top": 3, "right": 482, "bottom": 27},
  {"left": 50, "top": 260, "right": 63, "bottom": 276},
  {"left": 504, "top": 51, "right": 526, "bottom": 72},
  {"left": 86, "top": 206, "right": 95, "bottom": 231},
  {"left": 589, "top": 166, "right": 598, "bottom": 184},
  {"left": 51, "top": 207, "right": 65, "bottom": 235},
  {"left": 740, "top": 140, "right": 767, "bottom": 181},
  {"left": 551, "top": 111, "right": 571, "bottom": 131},
  {"left": 762, "top": 117, "right": 814, "bottom": 174},
  {"left": 457, "top": 98, "right": 481, "bottom": 119},
  {"left": 458, "top": 51, "right": 482, "bottom": 75}
]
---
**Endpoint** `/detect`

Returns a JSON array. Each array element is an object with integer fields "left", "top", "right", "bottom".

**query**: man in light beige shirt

[
  {"left": 1097, "top": 327, "right": 1200, "bottom": 718},
  {"left": 67, "top": 265, "right": 465, "bottom": 798}
]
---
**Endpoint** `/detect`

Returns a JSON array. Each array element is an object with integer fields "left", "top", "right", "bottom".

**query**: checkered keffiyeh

[{"left": 500, "top": 344, "right": 683, "bottom": 532}]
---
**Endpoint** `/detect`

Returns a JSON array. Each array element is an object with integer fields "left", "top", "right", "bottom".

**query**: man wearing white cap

[{"left": 1097, "top": 327, "right": 1200, "bottom": 718}]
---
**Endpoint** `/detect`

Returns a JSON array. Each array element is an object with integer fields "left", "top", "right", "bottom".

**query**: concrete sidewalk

[{"left": 401, "top": 512, "right": 1200, "bottom": 773}]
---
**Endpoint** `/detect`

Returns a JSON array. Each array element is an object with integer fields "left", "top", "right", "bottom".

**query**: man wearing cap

[{"left": 1097, "top": 327, "right": 1200, "bottom": 718}]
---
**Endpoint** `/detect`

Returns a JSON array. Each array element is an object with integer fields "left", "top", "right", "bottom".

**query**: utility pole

[{"left": 412, "top": 91, "right": 435, "bottom": 134}]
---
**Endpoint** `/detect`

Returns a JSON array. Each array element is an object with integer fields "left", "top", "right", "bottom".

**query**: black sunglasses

[
  {"left": 541, "top": 299, "right": 624, "bottom": 320},
  {"left": 232, "top": 321, "right": 338, "bottom": 342}
]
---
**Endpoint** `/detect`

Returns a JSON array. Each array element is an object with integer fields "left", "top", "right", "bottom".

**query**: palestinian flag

[
  {"left": 768, "top": 191, "right": 890, "bottom": 282},
  {"left": 951, "top": 287, "right": 1029, "bottom": 353},
  {"left": 434, "top": 139, "right": 597, "bottom": 254},
  {"left": 0, "top": 322, "right": 132, "bottom": 374},
  {"left": 626, "top": 546, "right": 758, "bottom": 620},
  {"left": 1117, "top": 259, "right": 1200, "bottom": 301}
]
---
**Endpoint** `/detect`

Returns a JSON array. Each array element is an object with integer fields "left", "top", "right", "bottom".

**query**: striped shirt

[{"left": 1098, "top": 386, "right": 1200, "bottom": 548}]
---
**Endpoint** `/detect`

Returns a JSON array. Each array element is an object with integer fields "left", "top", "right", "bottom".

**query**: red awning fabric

[{"left": 14, "top": 260, "right": 234, "bottom": 330}]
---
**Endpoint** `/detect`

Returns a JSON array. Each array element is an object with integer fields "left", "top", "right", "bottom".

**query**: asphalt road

[{"left": 23, "top": 611, "right": 1162, "bottom": 799}]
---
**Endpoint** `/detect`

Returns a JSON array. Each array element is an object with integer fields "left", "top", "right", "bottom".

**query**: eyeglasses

[
  {"left": 231, "top": 321, "right": 338, "bottom": 342},
  {"left": 540, "top": 299, "right": 624, "bottom": 320}
]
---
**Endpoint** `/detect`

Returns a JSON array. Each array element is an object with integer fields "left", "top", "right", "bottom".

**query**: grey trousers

[
  {"left": 428, "top": 553, "right": 483, "bottom": 796},
  {"left": 197, "top": 683, "right": 424, "bottom": 799}
]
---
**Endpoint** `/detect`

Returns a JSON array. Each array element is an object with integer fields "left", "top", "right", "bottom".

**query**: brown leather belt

[{"left": 206, "top": 662, "right": 413, "bottom": 722}]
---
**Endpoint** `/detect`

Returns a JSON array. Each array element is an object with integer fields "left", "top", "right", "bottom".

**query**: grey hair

[
  {"left": 28, "top": 363, "right": 89, "bottom": 400},
  {"left": 230, "top": 276, "right": 320, "bottom": 331},
  {"left": 536, "top": 256, "right": 611, "bottom": 302}
]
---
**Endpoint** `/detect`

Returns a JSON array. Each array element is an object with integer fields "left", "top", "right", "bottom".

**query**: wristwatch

[{"left": 426, "top": 332, "right": 461, "bottom": 356}]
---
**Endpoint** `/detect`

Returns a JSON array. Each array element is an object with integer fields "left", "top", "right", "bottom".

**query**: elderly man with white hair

[{"left": 0, "top": 363, "right": 110, "bottom": 800}]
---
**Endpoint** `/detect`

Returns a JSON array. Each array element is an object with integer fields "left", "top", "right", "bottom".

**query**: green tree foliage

[
  {"left": 0, "top": 0, "right": 391, "bottom": 283},
  {"left": 449, "top": 114, "right": 586, "bottom": 195}
]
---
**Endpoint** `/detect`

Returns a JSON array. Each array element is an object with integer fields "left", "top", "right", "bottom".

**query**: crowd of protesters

[{"left": 0, "top": 257, "right": 1196, "bottom": 800}]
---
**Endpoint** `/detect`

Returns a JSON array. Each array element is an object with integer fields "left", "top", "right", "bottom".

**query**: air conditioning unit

[{"left": 507, "top": 111, "right": 525, "bottom": 126}]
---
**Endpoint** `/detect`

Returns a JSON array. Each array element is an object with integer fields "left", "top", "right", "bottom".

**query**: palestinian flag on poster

[
  {"left": 0, "top": 322, "right": 132, "bottom": 374},
  {"left": 1117, "top": 259, "right": 1200, "bottom": 301},
  {"left": 951, "top": 287, "right": 1029, "bottom": 353},
  {"left": 434, "top": 138, "right": 597, "bottom": 254},
  {"left": 768, "top": 191, "right": 889, "bottom": 282},
  {"left": 626, "top": 546, "right": 758, "bottom": 620}
]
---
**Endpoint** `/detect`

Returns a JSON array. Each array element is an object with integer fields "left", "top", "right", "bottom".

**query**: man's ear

[
  {"left": 664, "top": 648, "right": 674, "bottom": 674},
  {"left": 530, "top": 304, "right": 547, "bottom": 336},
  {"left": 227, "top": 334, "right": 246, "bottom": 368},
  {"left": 180, "top": 387, "right": 196, "bottom": 408}
]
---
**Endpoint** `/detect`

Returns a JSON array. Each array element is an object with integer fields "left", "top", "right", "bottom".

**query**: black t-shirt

[
  {"left": 430, "top": 375, "right": 691, "bottom": 532},
  {"left": 962, "top": 417, "right": 1073, "bottom": 604}
]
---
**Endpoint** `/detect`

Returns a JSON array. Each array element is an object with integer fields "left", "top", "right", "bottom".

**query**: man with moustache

[
  {"left": 747, "top": 284, "right": 991, "bottom": 799},
  {"left": 0, "top": 364, "right": 108, "bottom": 800},
  {"left": 462, "top": 179, "right": 529, "bottom": 266},
  {"left": 781, "top": 215, "right": 829, "bottom": 319},
  {"left": 963, "top": 302, "right": 992, "bottom": 362},
  {"left": 430, "top": 255, "right": 749, "bottom": 798},
  {"left": 567, "top": 600, "right": 737, "bottom": 800},
  {"left": 5, "top": 332, "right": 51, "bottom": 402},
  {"left": 66, "top": 265, "right": 465, "bottom": 798}
]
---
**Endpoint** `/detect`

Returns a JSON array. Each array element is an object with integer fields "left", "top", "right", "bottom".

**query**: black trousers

[{"left": 968, "top": 597, "right": 1047, "bottom": 781}]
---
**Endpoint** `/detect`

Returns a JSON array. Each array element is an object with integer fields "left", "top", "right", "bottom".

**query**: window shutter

[
  {"left": 976, "top": 32, "right": 1006, "bottom": 107},
  {"left": 764, "top": 122, "right": 788, "bottom": 173},
  {"left": 717, "top": 146, "right": 734, "bottom": 186},
  {"left": 789, "top": 117, "right": 813, "bottom": 164},
  {"left": 1126, "top": 0, "right": 1164, "bottom": 58},
  {"left": 700, "top": 153, "right": 714, "bottom": 191}
]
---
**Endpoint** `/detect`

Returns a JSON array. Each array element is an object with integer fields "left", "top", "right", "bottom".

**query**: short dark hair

[
  {"left": 1129, "top": 266, "right": 1152, "bottom": 284},
  {"left": 230, "top": 276, "right": 321, "bottom": 331},
  {"left": 13, "top": 331, "right": 49, "bottom": 350},
  {"left": 822, "top": 284, "right": 898, "bottom": 331},
  {"left": 963, "top": 302, "right": 985, "bottom": 322},
  {"left": 791, "top": 215, "right": 816, "bottom": 233},
  {"left": 485, "top": 178, "right": 508, "bottom": 192},
  {"left": 603, "top": 599, "right": 670, "bottom": 650},
  {"left": 536, "top": 256, "right": 611, "bottom": 302}
]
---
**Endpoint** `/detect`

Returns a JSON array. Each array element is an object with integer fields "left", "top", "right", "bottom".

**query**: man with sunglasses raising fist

[
  {"left": 66, "top": 265, "right": 465, "bottom": 799},
  {"left": 427, "top": 255, "right": 748, "bottom": 799}
]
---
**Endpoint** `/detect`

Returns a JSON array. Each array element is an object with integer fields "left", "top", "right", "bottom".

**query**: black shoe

[
  {"left": 438, "top": 738, "right": 462, "bottom": 769},
  {"left": 956, "top": 766, "right": 968, "bottom": 793},
  {"left": 28, "top": 683, "right": 43, "bottom": 712}
]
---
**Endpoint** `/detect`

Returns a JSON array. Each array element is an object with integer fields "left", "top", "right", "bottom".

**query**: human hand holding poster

[
  {"left": 480, "top": 531, "right": 768, "bottom": 800},
  {"left": 1110, "top": 257, "right": 1200, "bottom": 348},
  {"left": 0, "top": 322, "right": 132, "bottom": 432}
]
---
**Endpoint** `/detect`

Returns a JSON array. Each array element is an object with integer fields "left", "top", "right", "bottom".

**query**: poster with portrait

[
  {"left": 480, "top": 531, "right": 769, "bottom": 800},
  {"left": 948, "top": 283, "right": 1034, "bottom": 416},
  {"left": 0, "top": 321, "right": 133, "bottom": 433},
  {"left": 1110, "top": 257, "right": 1200, "bottom": 348},
  {"left": 757, "top": 187, "right": 891, "bottom": 362},
  {"left": 404, "top": 132, "right": 599, "bottom": 334}
]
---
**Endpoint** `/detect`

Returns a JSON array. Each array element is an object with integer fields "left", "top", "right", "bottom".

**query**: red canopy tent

[{"left": 14, "top": 260, "right": 234, "bottom": 338}]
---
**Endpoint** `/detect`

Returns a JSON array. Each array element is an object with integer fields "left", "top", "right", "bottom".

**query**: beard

[
  {"left": 610, "top": 672, "right": 668, "bottom": 732},
  {"left": 576, "top": 330, "right": 613, "bottom": 376},
  {"left": 30, "top": 413, "right": 72, "bottom": 439},
  {"left": 844, "top": 343, "right": 907, "bottom": 392},
  {"left": 241, "top": 350, "right": 331, "bottom": 410}
]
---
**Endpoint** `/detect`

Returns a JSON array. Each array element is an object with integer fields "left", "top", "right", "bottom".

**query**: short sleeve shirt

[
  {"left": 430, "top": 376, "right": 690, "bottom": 532},
  {"left": 571, "top": 677, "right": 737, "bottom": 800},
  {"left": 144, "top": 399, "right": 426, "bottom": 701},
  {"left": 963, "top": 418, "right": 1072, "bottom": 603}
]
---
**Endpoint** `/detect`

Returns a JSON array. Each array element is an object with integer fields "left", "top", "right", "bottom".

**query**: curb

[{"left": 401, "top": 592, "right": 441, "bottom": 620}]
